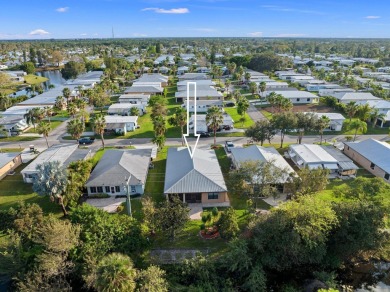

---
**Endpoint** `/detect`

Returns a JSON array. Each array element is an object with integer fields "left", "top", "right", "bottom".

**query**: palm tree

[
  {"left": 152, "top": 115, "right": 166, "bottom": 137},
  {"left": 62, "top": 87, "right": 71, "bottom": 103},
  {"left": 227, "top": 62, "right": 236, "bottom": 76},
  {"left": 357, "top": 103, "right": 373, "bottom": 122},
  {"left": 345, "top": 101, "right": 359, "bottom": 121},
  {"left": 77, "top": 108, "right": 90, "bottom": 124},
  {"left": 249, "top": 82, "right": 258, "bottom": 97},
  {"left": 244, "top": 72, "right": 251, "bottom": 83},
  {"left": 0, "top": 115, "right": 7, "bottom": 137},
  {"left": 0, "top": 93, "right": 12, "bottom": 110},
  {"left": 225, "top": 79, "right": 231, "bottom": 95},
  {"left": 206, "top": 106, "right": 224, "bottom": 146},
  {"left": 94, "top": 253, "right": 137, "bottom": 292},
  {"left": 67, "top": 103, "right": 78, "bottom": 118},
  {"left": 130, "top": 107, "right": 140, "bottom": 116},
  {"left": 168, "top": 107, "right": 187, "bottom": 146},
  {"left": 237, "top": 96, "right": 250, "bottom": 126},
  {"left": 55, "top": 96, "right": 66, "bottom": 110},
  {"left": 258, "top": 82, "right": 267, "bottom": 98},
  {"left": 93, "top": 114, "right": 106, "bottom": 149},
  {"left": 370, "top": 108, "right": 386, "bottom": 128},
  {"left": 37, "top": 121, "right": 51, "bottom": 148},
  {"left": 152, "top": 134, "right": 166, "bottom": 150},
  {"left": 349, "top": 119, "right": 367, "bottom": 141},
  {"left": 316, "top": 115, "right": 331, "bottom": 145},
  {"left": 67, "top": 118, "right": 85, "bottom": 141},
  {"left": 44, "top": 106, "right": 53, "bottom": 123},
  {"left": 267, "top": 92, "right": 278, "bottom": 113},
  {"left": 23, "top": 108, "right": 42, "bottom": 131}
]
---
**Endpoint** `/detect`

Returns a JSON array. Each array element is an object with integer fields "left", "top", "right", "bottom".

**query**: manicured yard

[
  {"left": 0, "top": 148, "right": 23, "bottom": 153},
  {"left": 0, "top": 164, "right": 62, "bottom": 215},
  {"left": 24, "top": 74, "right": 48, "bottom": 85},
  {"left": 223, "top": 107, "right": 254, "bottom": 129},
  {"left": 24, "top": 120, "right": 63, "bottom": 133},
  {"left": 0, "top": 136, "right": 39, "bottom": 142}
]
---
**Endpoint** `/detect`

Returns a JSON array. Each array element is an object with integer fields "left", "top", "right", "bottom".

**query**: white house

[
  {"left": 86, "top": 149, "right": 152, "bottom": 196},
  {"left": 306, "top": 83, "right": 340, "bottom": 92},
  {"left": 0, "top": 115, "right": 28, "bottom": 134},
  {"left": 305, "top": 112, "right": 346, "bottom": 131},
  {"left": 319, "top": 87, "right": 355, "bottom": 97},
  {"left": 189, "top": 113, "right": 234, "bottom": 133},
  {"left": 263, "top": 81, "right": 289, "bottom": 91},
  {"left": 264, "top": 90, "right": 319, "bottom": 104},
  {"left": 108, "top": 104, "right": 144, "bottom": 116},
  {"left": 181, "top": 100, "right": 223, "bottom": 113},
  {"left": 178, "top": 73, "right": 209, "bottom": 81},
  {"left": 177, "top": 66, "right": 189, "bottom": 75},
  {"left": 356, "top": 100, "right": 390, "bottom": 128},
  {"left": 333, "top": 92, "right": 380, "bottom": 104},
  {"left": 104, "top": 115, "right": 138, "bottom": 134},
  {"left": 289, "top": 75, "right": 315, "bottom": 84}
]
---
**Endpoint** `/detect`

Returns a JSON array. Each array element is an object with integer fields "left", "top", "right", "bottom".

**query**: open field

[{"left": 24, "top": 74, "right": 48, "bottom": 85}]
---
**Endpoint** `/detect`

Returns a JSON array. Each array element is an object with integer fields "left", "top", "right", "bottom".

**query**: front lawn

[
  {"left": 24, "top": 74, "right": 48, "bottom": 85},
  {"left": 0, "top": 136, "right": 39, "bottom": 142},
  {"left": 24, "top": 120, "right": 63, "bottom": 133},
  {"left": 223, "top": 107, "right": 254, "bottom": 129}
]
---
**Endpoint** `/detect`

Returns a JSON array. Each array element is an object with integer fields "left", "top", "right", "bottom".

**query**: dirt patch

[{"left": 263, "top": 104, "right": 336, "bottom": 114}]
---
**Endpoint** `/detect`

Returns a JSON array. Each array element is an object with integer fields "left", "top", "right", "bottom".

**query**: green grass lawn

[
  {"left": 0, "top": 165, "right": 62, "bottom": 215},
  {"left": 223, "top": 107, "right": 254, "bottom": 129},
  {"left": 260, "top": 110, "right": 273, "bottom": 120},
  {"left": 24, "top": 120, "right": 63, "bottom": 134},
  {"left": 24, "top": 74, "right": 48, "bottom": 85},
  {"left": 0, "top": 148, "right": 23, "bottom": 153},
  {"left": 0, "top": 136, "right": 39, "bottom": 142},
  {"left": 54, "top": 110, "right": 70, "bottom": 119}
]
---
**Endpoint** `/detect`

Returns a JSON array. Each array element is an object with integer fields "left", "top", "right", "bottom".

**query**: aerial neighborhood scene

[{"left": 1, "top": 0, "right": 390, "bottom": 291}]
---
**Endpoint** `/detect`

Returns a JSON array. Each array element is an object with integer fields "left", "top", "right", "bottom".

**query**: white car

[{"left": 225, "top": 141, "right": 235, "bottom": 153}]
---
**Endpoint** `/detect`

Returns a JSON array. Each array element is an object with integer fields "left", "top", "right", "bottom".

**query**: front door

[
  {"left": 111, "top": 187, "right": 115, "bottom": 194},
  {"left": 187, "top": 193, "right": 201, "bottom": 203}
]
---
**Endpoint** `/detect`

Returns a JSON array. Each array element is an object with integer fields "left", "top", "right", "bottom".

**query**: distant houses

[
  {"left": 306, "top": 112, "right": 346, "bottom": 131},
  {"left": 264, "top": 90, "right": 319, "bottom": 104},
  {"left": 164, "top": 147, "right": 229, "bottom": 206},
  {"left": 333, "top": 92, "right": 380, "bottom": 104},
  {"left": 104, "top": 115, "right": 138, "bottom": 134},
  {"left": 86, "top": 149, "right": 152, "bottom": 196},
  {"left": 189, "top": 113, "right": 234, "bottom": 133}
]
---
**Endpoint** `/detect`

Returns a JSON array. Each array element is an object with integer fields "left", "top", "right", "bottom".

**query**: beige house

[
  {"left": 0, "top": 152, "right": 22, "bottom": 181},
  {"left": 343, "top": 139, "right": 390, "bottom": 183},
  {"left": 164, "top": 147, "right": 229, "bottom": 205}
]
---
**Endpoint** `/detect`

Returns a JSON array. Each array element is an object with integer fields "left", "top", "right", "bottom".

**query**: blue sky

[{"left": 0, "top": 0, "right": 389, "bottom": 39}]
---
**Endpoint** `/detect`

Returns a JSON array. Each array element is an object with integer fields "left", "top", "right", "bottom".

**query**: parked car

[
  {"left": 225, "top": 141, "right": 235, "bottom": 153},
  {"left": 223, "top": 125, "right": 233, "bottom": 130},
  {"left": 197, "top": 131, "right": 210, "bottom": 138},
  {"left": 225, "top": 102, "right": 235, "bottom": 107},
  {"left": 78, "top": 137, "right": 95, "bottom": 145}
]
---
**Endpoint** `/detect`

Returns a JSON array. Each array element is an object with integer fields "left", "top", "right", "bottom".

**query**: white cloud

[
  {"left": 273, "top": 33, "right": 306, "bottom": 37},
  {"left": 247, "top": 31, "right": 262, "bottom": 37},
  {"left": 142, "top": 7, "right": 189, "bottom": 14},
  {"left": 365, "top": 16, "right": 380, "bottom": 19},
  {"left": 80, "top": 33, "right": 87, "bottom": 36},
  {"left": 56, "top": 7, "right": 69, "bottom": 13},
  {"left": 29, "top": 29, "right": 50, "bottom": 35},
  {"left": 133, "top": 33, "right": 148, "bottom": 37},
  {"left": 190, "top": 28, "right": 216, "bottom": 32}
]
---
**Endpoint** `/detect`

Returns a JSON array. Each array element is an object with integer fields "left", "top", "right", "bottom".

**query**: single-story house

[
  {"left": 322, "top": 145, "right": 358, "bottom": 177},
  {"left": 175, "top": 87, "right": 223, "bottom": 103},
  {"left": 164, "top": 147, "right": 229, "bottom": 205},
  {"left": 177, "top": 66, "right": 189, "bottom": 75},
  {"left": 263, "top": 81, "right": 289, "bottom": 91},
  {"left": 189, "top": 113, "right": 234, "bottom": 133},
  {"left": 230, "top": 145, "right": 296, "bottom": 193},
  {"left": 264, "top": 90, "right": 319, "bottom": 104},
  {"left": 177, "top": 79, "right": 216, "bottom": 91},
  {"left": 86, "top": 149, "right": 152, "bottom": 196},
  {"left": 305, "top": 112, "right": 346, "bottom": 131},
  {"left": 17, "top": 85, "right": 78, "bottom": 107},
  {"left": 0, "top": 115, "right": 29, "bottom": 133},
  {"left": 178, "top": 73, "right": 209, "bottom": 81},
  {"left": 107, "top": 104, "right": 144, "bottom": 116},
  {"left": 356, "top": 100, "right": 390, "bottom": 128},
  {"left": 124, "top": 86, "right": 163, "bottom": 95},
  {"left": 104, "top": 115, "right": 138, "bottom": 134},
  {"left": 0, "top": 152, "right": 22, "bottom": 181},
  {"left": 319, "top": 87, "right": 356, "bottom": 97},
  {"left": 333, "top": 92, "right": 380, "bottom": 104},
  {"left": 343, "top": 139, "right": 390, "bottom": 183},
  {"left": 21, "top": 144, "right": 91, "bottom": 183},
  {"left": 306, "top": 83, "right": 340, "bottom": 92},
  {"left": 288, "top": 144, "right": 340, "bottom": 175},
  {"left": 289, "top": 75, "right": 315, "bottom": 84},
  {"left": 181, "top": 100, "right": 223, "bottom": 113},
  {"left": 277, "top": 72, "right": 307, "bottom": 80},
  {"left": 154, "top": 55, "right": 175, "bottom": 66},
  {"left": 118, "top": 94, "right": 150, "bottom": 107}
]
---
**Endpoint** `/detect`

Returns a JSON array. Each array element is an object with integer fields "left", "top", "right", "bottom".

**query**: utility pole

[
  {"left": 112, "top": 26, "right": 115, "bottom": 39},
  {"left": 124, "top": 177, "right": 132, "bottom": 217}
]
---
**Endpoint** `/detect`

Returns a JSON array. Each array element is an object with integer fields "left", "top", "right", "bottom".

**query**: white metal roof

[
  {"left": 105, "top": 115, "right": 138, "bottom": 123},
  {"left": 0, "top": 152, "right": 21, "bottom": 169},
  {"left": 265, "top": 90, "right": 318, "bottom": 99},
  {"left": 289, "top": 144, "right": 338, "bottom": 164}
]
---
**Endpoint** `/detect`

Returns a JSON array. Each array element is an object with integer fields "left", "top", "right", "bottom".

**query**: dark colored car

[
  {"left": 78, "top": 137, "right": 95, "bottom": 145},
  {"left": 225, "top": 102, "right": 235, "bottom": 107},
  {"left": 197, "top": 131, "right": 210, "bottom": 138}
]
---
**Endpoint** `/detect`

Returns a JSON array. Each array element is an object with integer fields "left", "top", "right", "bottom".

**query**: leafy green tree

[
  {"left": 271, "top": 111, "right": 298, "bottom": 148},
  {"left": 249, "top": 82, "right": 258, "bottom": 97},
  {"left": 0, "top": 93, "right": 12, "bottom": 110},
  {"left": 242, "top": 265, "right": 267, "bottom": 292},
  {"left": 206, "top": 106, "right": 224, "bottom": 146},
  {"left": 130, "top": 107, "right": 140, "bottom": 116},
  {"left": 138, "top": 265, "right": 169, "bottom": 292},
  {"left": 348, "top": 119, "right": 367, "bottom": 141},
  {"left": 66, "top": 160, "right": 93, "bottom": 207},
  {"left": 344, "top": 101, "right": 359, "bottom": 121},
  {"left": 316, "top": 115, "right": 331, "bottom": 145},
  {"left": 20, "top": 61, "right": 35, "bottom": 74},
  {"left": 93, "top": 253, "right": 137, "bottom": 292},
  {"left": 248, "top": 52, "right": 291, "bottom": 72},
  {"left": 237, "top": 96, "right": 250, "bottom": 125},
  {"left": 357, "top": 103, "right": 372, "bottom": 122},
  {"left": 245, "top": 120, "right": 275, "bottom": 145},
  {"left": 54, "top": 96, "right": 66, "bottom": 110},
  {"left": 155, "top": 195, "right": 190, "bottom": 240},
  {"left": 24, "top": 107, "right": 44, "bottom": 131},
  {"left": 92, "top": 114, "right": 106, "bottom": 148},
  {"left": 67, "top": 102, "right": 78, "bottom": 118},
  {"left": 67, "top": 118, "right": 85, "bottom": 141},
  {"left": 168, "top": 107, "right": 187, "bottom": 146},
  {"left": 258, "top": 81, "right": 267, "bottom": 97},
  {"left": 274, "top": 94, "right": 293, "bottom": 112},
  {"left": 152, "top": 134, "right": 166, "bottom": 150},
  {"left": 32, "top": 161, "right": 68, "bottom": 216},
  {"left": 141, "top": 196, "right": 157, "bottom": 234},
  {"left": 217, "top": 207, "right": 239, "bottom": 240},
  {"left": 61, "top": 60, "right": 86, "bottom": 80},
  {"left": 62, "top": 87, "right": 71, "bottom": 102},
  {"left": 288, "top": 167, "right": 329, "bottom": 198},
  {"left": 36, "top": 121, "right": 51, "bottom": 148},
  {"left": 370, "top": 108, "right": 385, "bottom": 128},
  {"left": 296, "top": 112, "right": 318, "bottom": 144}
]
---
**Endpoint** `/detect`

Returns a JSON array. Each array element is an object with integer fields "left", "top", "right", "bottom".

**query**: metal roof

[
  {"left": 289, "top": 144, "right": 338, "bottom": 164},
  {"left": 321, "top": 145, "right": 358, "bottom": 170},
  {"left": 0, "top": 152, "right": 21, "bottom": 169},
  {"left": 164, "top": 147, "right": 227, "bottom": 194},
  {"left": 124, "top": 86, "right": 163, "bottom": 94},
  {"left": 105, "top": 115, "right": 138, "bottom": 124},
  {"left": 305, "top": 112, "right": 346, "bottom": 120},
  {"left": 344, "top": 139, "right": 390, "bottom": 173},
  {"left": 86, "top": 149, "right": 152, "bottom": 187},
  {"left": 335, "top": 92, "right": 380, "bottom": 101},
  {"left": 265, "top": 90, "right": 318, "bottom": 98}
]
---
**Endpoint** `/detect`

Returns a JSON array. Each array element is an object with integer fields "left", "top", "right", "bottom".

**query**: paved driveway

[{"left": 86, "top": 197, "right": 126, "bottom": 213}]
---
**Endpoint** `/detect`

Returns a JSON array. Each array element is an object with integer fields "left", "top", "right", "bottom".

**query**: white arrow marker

[{"left": 183, "top": 82, "right": 200, "bottom": 159}]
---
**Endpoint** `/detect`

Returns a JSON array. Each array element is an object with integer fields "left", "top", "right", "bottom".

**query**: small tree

[
  {"left": 130, "top": 107, "right": 140, "bottom": 116},
  {"left": 168, "top": 107, "right": 187, "bottom": 146},
  {"left": 206, "top": 106, "right": 224, "bottom": 146},
  {"left": 296, "top": 112, "right": 318, "bottom": 144},
  {"left": 32, "top": 161, "right": 68, "bottom": 216},
  {"left": 217, "top": 208, "right": 239, "bottom": 240},
  {"left": 344, "top": 101, "right": 359, "bottom": 121},
  {"left": 36, "top": 121, "right": 51, "bottom": 148},
  {"left": 237, "top": 96, "right": 250, "bottom": 124},
  {"left": 349, "top": 119, "right": 367, "bottom": 141},
  {"left": 249, "top": 82, "right": 258, "bottom": 97},
  {"left": 67, "top": 118, "right": 85, "bottom": 141},
  {"left": 288, "top": 167, "right": 329, "bottom": 199},
  {"left": 245, "top": 120, "right": 275, "bottom": 146},
  {"left": 155, "top": 195, "right": 190, "bottom": 240},
  {"left": 271, "top": 111, "right": 298, "bottom": 148},
  {"left": 316, "top": 115, "right": 331, "bottom": 145},
  {"left": 258, "top": 81, "right": 267, "bottom": 98},
  {"left": 138, "top": 265, "right": 169, "bottom": 292}
]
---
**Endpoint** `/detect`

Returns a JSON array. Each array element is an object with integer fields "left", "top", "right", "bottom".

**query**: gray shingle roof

[
  {"left": 86, "top": 149, "right": 152, "bottom": 187},
  {"left": 164, "top": 147, "right": 227, "bottom": 194}
]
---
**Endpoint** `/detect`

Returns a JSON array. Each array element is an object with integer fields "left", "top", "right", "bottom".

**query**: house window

[
  {"left": 370, "top": 163, "right": 375, "bottom": 170},
  {"left": 105, "top": 186, "right": 110, "bottom": 193},
  {"left": 115, "top": 186, "right": 120, "bottom": 192},
  {"left": 131, "top": 186, "right": 136, "bottom": 193},
  {"left": 90, "top": 187, "right": 97, "bottom": 193},
  {"left": 297, "top": 98, "right": 300, "bottom": 102},
  {"left": 347, "top": 146, "right": 350, "bottom": 150},
  {"left": 385, "top": 173, "right": 390, "bottom": 180},
  {"left": 97, "top": 186, "right": 103, "bottom": 193},
  {"left": 307, "top": 98, "right": 310, "bottom": 102},
  {"left": 208, "top": 193, "right": 219, "bottom": 200}
]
